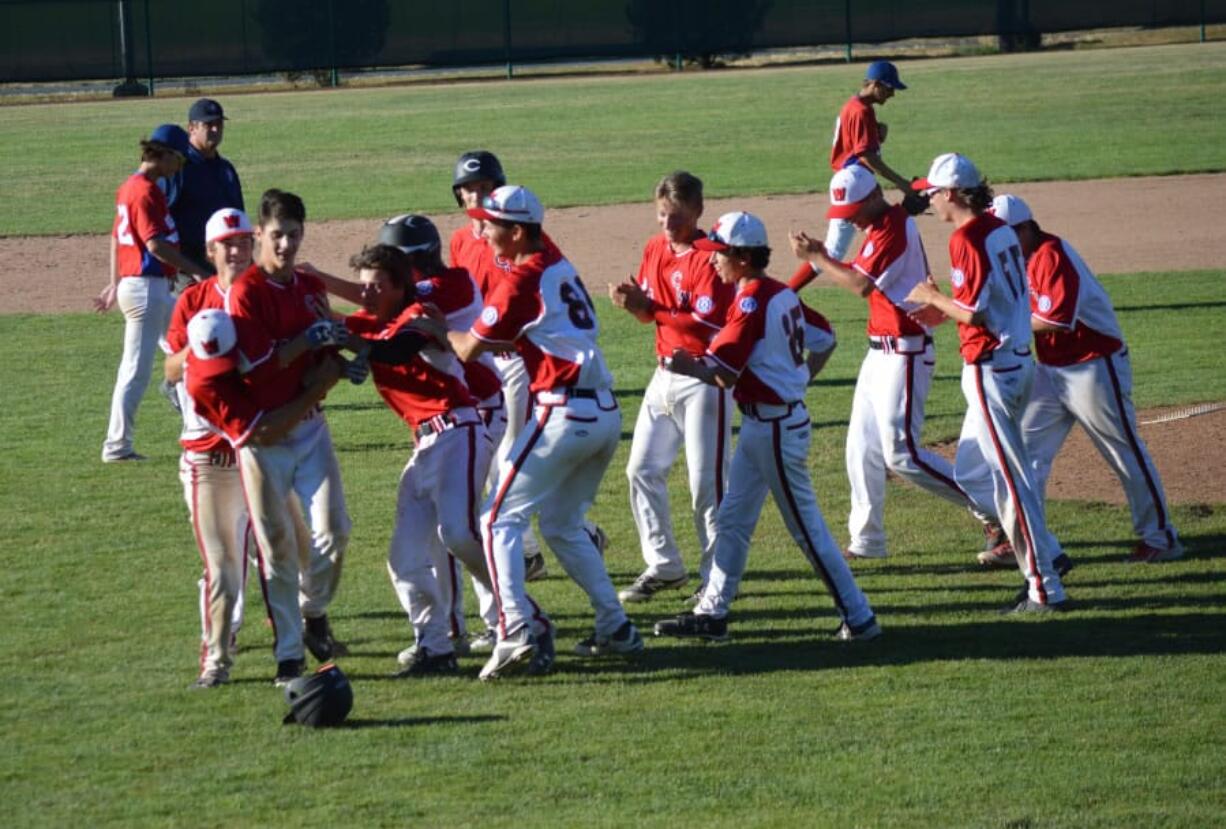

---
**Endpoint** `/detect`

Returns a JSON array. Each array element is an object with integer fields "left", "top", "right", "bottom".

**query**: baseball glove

[{"left": 902, "top": 191, "right": 930, "bottom": 216}]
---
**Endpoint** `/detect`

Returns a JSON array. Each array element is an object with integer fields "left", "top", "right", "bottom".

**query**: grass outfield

[
  {"left": 1, "top": 271, "right": 1223, "bottom": 826},
  {"left": 3, "top": 41, "right": 1226, "bottom": 236}
]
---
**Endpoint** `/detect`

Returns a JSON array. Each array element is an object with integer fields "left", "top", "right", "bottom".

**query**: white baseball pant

[
  {"left": 1022, "top": 350, "right": 1179, "bottom": 551},
  {"left": 846, "top": 340, "right": 996, "bottom": 555},
  {"left": 103, "top": 276, "right": 175, "bottom": 460},
  {"left": 484, "top": 392, "right": 625, "bottom": 639},
  {"left": 956, "top": 356, "right": 1066, "bottom": 604},
  {"left": 696, "top": 401, "right": 875, "bottom": 628},
  {"left": 626, "top": 366, "right": 731, "bottom": 585},
  {"left": 237, "top": 415, "right": 351, "bottom": 662}
]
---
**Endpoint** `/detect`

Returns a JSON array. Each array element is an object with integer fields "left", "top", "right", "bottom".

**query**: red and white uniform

[
  {"left": 694, "top": 277, "right": 876, "bottom": 631},
  {"left": 625, "top": 234, "right": 735, "bottom": 588},
  {"left": 946, "top": 215, "right": 1067, "bottom": 604},
  {"left": 165, "top": 280, "right": 250, "bottom": 679},
  {"left": 1020, "top": 233, "right": 1180, "bottom": 554},
  {"left": 225, "top": 267, "right": 351, "bottom": 664},
  {"left": 843, "top": 206, "right": 997, "bottom": 557},
  {"left": 823, "top": 96, "right": 882, "bottom": 259},
  {"left": 102, "top": 173, "right": 181, "bottom": 460},
  {"left": 346, "top": 305, "right": 506, "bottom": 658},
  {"left": 471, "top": 239, "right": 627, "bottom": 640}
]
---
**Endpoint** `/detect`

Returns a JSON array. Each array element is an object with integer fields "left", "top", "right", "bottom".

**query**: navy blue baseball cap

[
  {"left": 865, "top": 60, "right": 906, "bottom": 90},
  {"left": 188, "top": 98, "right": 227, "bottom": 123},
  {"left": 148, "top": 123, "right": 191, "bottom": 157}
]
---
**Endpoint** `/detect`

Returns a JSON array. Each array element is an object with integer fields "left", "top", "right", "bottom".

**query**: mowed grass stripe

[{"left": 2, "top": 41, "right": 1225, "bottom": 236}]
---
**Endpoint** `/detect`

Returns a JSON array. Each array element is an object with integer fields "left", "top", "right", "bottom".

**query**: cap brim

[
  {"left": 187, "top": 350, "right": 239, "bottom": 379},
  {"left": 466, "top": 207, "right": 500, "bottom": 221},
  {"left": 826, "top": 201, "right": 865, "bottom": 220},
  {"left": 886, "top": 80, "right": 906, "bottom": 90},
  {"left": 692, "top": 237, "right": 729, "bottom": 252},
  {"left": 207, "top": 230, "right": 252, "bottom": 245},
  {"left": 911, "top": 178, "right": 940, "bottom": 195}
]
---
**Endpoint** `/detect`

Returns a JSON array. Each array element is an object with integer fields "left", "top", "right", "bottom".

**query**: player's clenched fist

[{"left": 305, "top": 319, "right": 349, "bottom": 349}]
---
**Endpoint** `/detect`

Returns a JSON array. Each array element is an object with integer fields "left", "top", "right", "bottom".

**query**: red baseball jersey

[
  {"left": 707, "top": 277, "right": 811, "bottom": 406},
  {"left": 113, "top": 173, "right": 179, "bottom": 277},
  {"left": 636, "top": 233, "right": 734, "bottom": 359},
  {"left": 471, "top": 238, "right": 613, "bottom": 393},
  {"left": 948, "top": 213, "right": 1033, "bottom": 365},
  {"left": 225, "top": 265, "right": 332, "bottom": 411},
  {"left": 414, "top": 265, "right": 501, "bottom": 402},
  {"left": 166, "top": 277, "right": 231, "bottom": 454},
  {"left": 347, "top": 307, "right": 477, "bottom": 430},
  {"left": 852, "top": 204, "right": 928, "bottom": 338},
  {"left": 183, "top": 357, "right": 265, "bottom": 450},
  {"left": 449, "top": 224, "right": 508, "bottom": 301},
  {"left": 1027, "top": 232, "right": 1124, "bottom": 367},
  {"left": 830, "top": 96, "right": 881, "bottom": 171}
]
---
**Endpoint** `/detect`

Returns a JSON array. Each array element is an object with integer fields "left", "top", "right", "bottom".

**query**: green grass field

[
  {"left": 2, "top": 40, "right": 1225, "bottom": 827},
  {"left": 1, "top": 270, "right": 1224, "bottom": 826},
  {"left": 2, "top": 42, "right": 1225, "bottom": 236}
]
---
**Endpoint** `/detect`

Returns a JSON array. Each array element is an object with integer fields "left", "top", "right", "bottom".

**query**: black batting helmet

[
  {"left": 378, "top": 214, "right": 441, "bottom": 255},
  {"left": 452, "top": 150, "right": 506, "bottom": 205},
  {"left": 282, "top": 663, "right": 353, "bottom": 728}
]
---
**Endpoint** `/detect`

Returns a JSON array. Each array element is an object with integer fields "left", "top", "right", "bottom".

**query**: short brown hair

[
  {"left": 954, "top": 181, "right": 995, "bottom": 214},
  {"left": 349, "top": 244, "right": 413, "bottom": 291},
  {"left": 726, "top": 246, "right": 771, "bottom": 269},
  {"left": 259, "top": 189, "right": 306, "bottom": 226},
  {"left": 139, "top": 140, "right": 179, "bottom": 163},
  {"left": 655, "top": 171, "right": 704, "bottom": 208}
]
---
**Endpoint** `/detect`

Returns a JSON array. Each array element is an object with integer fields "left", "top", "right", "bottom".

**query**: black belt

[
  {"left": 414, "top": 410, "right": 477, "bottom": 440},
  {"left": 975, "top": 347, "right": 1032, "bottom": 364},
  {"left": 868, "top": 335, "right": 933, "bottom": 351},
  {"left": 737, "top": 401, "right": 801, "bottom": 421},
  {"left": 566, "top": 388, "right": 598, "bottom": 399}
]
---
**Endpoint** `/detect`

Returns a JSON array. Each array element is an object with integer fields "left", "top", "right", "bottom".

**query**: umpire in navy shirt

[{"left": 174, "top": 98, "right": 245, "bottom": 272}]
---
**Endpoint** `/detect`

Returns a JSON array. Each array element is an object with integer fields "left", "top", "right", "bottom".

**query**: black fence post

[
  {"left": 1202, "top": 0, "right": 1207, "bottom": 42},
  {"left": 113, "top": 0, "right": 149, "bottom": 96},
  {"left": 143, "top": 0, "right": 154, "bottom": 95},
  {"left": 844, "top": 0, "right": 853, "bottom": 62},
  {"left": 327, "top": 0, "right": 339, "bottom": 86},
  {"left": 504, "top": 0, "right": 514, "bottom": 79}
]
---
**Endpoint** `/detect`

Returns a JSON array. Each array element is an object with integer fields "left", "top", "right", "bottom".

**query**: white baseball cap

[
  {"left": 990, "top": 194, "right": 1033, "bottom": 226},
  {"left": 912, "top": 152, "right": 982, "bottom": 194},
  {"left": 827, "top": 165, "right": 880, "bottom": 219},
  {"left": 693, "top": 211, "right": 769, "bottom": 251},
  {"left": 466, "top": 184, "right": 544, "bottom": 225},
  {"left": 186, "top": 308, "right": 239, "bottom": 377},
  {"left": 205, "top": 208, "right": 253, "bottom": 244}
]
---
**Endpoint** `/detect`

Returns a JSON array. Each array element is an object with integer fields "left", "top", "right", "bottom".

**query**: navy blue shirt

[{"left": 171, "top": 146, "right": 244, "bottom": 269}]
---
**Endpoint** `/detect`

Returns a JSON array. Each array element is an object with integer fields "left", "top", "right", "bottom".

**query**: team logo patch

[
  {"left": 1038, "top": 294, "right": 1053, "bottom": 313},
  {"left": 950, "top": 268, "right": 966, "bottom": 288},
  {"left": 833, "top": 187, "right": 847, "bottom": 201},
  {"left": 863, "top": 240, "right": 875, "bottom": 257},
  {"left": 738, "top": 296, "right": 758, "bottom": 314},
  {"left": 695, "top": 295, "right": 714, "bottom": 314},
  {"left": 480, "top": 305, "right": 499, "bottom": 326},
  {"left": 414, "top": 280, "right": 434, "bottom": 296},
  {"left": 671, "top": 270, "right": 683, "bottom": 290}
]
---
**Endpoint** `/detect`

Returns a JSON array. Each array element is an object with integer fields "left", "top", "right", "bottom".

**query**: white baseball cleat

[{"left": 478, "top": 627, "right": 537, "bottom": 681}]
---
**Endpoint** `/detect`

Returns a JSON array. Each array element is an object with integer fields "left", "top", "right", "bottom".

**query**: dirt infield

[{"left": 8, "top": 173, "right": 1223, "bottom": 505}]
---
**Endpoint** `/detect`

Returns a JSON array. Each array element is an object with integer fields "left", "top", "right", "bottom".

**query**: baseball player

[
  {"left": 792, "top": 60, "right": 922, "bottom": 290},
  {"left": 653, "top": 211, "right": 880, "bottom": 643},
  {"left": 225, "top": 189, "right": 360, "bottom": 684},
  {"left": 448, "top": 185, "right": 643, "bottom": 680},
  {"left": 905, "top": 154, "right": 1069, "bottom": 612},
  {"left": 97, "top": 124, "right": 210, "bottom": 462},
  {"left": 448, "top": 151, "right": 608, "bottom": 580},
  {"left": 991, "top": 194, "right": 1183, "bottom": 564},
  {"left": 607, "top": 171, "right": 735, "bottom": 602},
  {"left": 788, "top": 164, "right": 1005, "bottom": 561},
  {"left": 181, "top": 308, "right": 345, "bottom": 682}
]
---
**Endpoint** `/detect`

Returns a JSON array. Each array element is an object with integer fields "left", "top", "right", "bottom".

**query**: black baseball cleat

[
  {"left": 653, "top": 612, "right": 729, "bottom": 642},
  {"left": 1053, "top": 553, "right": 1074, "bottom": 577},
  {"left": 392, "top": 647, "right": 459, "bottom": 678},
  {"left": 273, "top": 658, "right": 306, "bottom": 687},
  {"left": 527, "top": 625, "right": 556, "bottom": 676},
  {"left": 303, "top": 614, "right": 348, "bottom": 661},
  {"left": 833, "top": 615, "right": 883, "bottom": 642}
]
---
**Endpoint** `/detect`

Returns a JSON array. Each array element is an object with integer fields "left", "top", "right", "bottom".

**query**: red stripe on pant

[
  {"left": 903, "top": 354, "right": 966, "bottom": 499},
  {"left": 236, "top": 457, "right": 280, "bottom": 655},
  {"left": 973, "top": 365, "right": 1047, "bottom": 604},
  {"left": 1104, "top": 354, "right": 1171, "bottom": 544},
  {"left": 484, "top": 405, "right": 553, "bottom": 638},
  {"left": 769, "top": 419, "right": 849, "bottom": 620}
]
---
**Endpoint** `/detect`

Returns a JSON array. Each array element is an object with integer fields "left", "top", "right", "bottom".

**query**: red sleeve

[
  {"left": 471, "top": 269, "right": 539, "bottom": 343},
  {"left": 225, "top": 280, "right": 276, "bottom": 373},
  {"left": 129, "top": 184, "right": 172, "bottom": 243},
  {"left": 950, "top": 233, "right": 989, "bottom": 313},
  {"left": 853, "top": 217, "right": 906, "bottom": 280},
  {"left": 1027, "top": 243, "right": 1078, "bottom": 329},
  {"left": 164, "top": 284, "right": 203, "bottom": 353},
  {"left": 187, "top": 371, "right": 264, "bottom": 448},
  {"left": 707, "top": 294, "right": 761, "bottom": 374},
  {"left": 842, "top": 102, "right": 880, "bottom": 158}
]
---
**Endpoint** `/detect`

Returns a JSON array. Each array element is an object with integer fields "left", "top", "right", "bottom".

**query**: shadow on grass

[
  {"left": 341, "top": 714, "right": 506, "bottom": 730},
  {"left": 545, "top": 611, "right": 1226, "bottom": 685}
]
